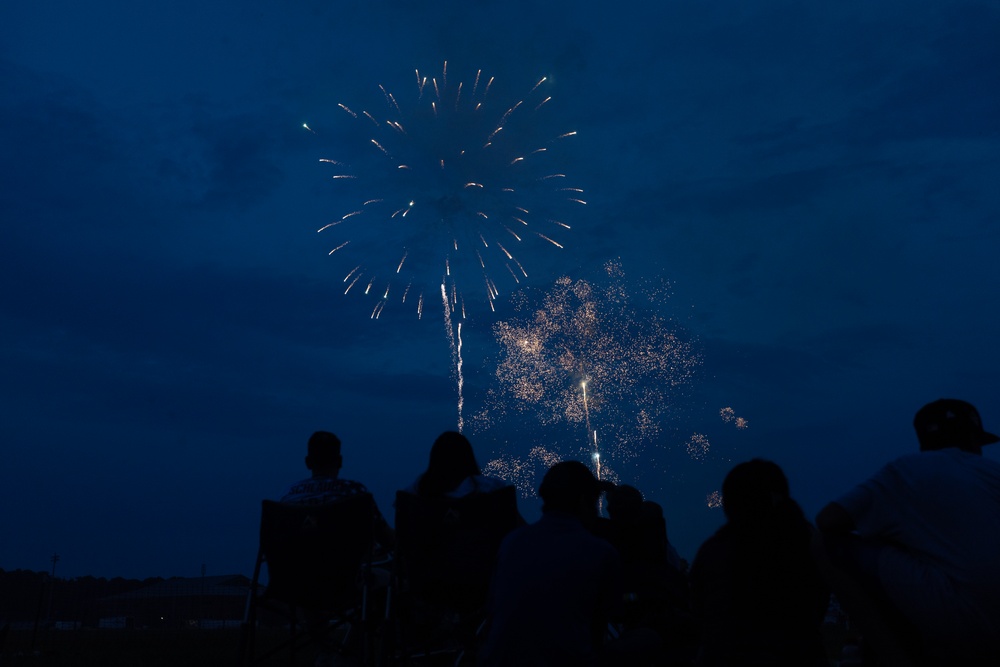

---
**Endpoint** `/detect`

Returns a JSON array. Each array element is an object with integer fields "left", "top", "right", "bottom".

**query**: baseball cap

[{"left": 913, "top": 399, "right": 999, "bottom": 450}]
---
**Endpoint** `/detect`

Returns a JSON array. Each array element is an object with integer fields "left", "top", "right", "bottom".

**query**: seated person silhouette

[
  {"left": 403, "top": 430, "right": 512, "bottom": 499},
  {"left": 690, "top": 459, "right": 829, "bottom": 667},
  {"left": 393, "top": 431, "right": 520, "bottom": 656},
  {"left": 595, "top": 484, "right": 694, "bottom": 662},
  {"left": 397, "top": 433, "right": 519, "bottom": 601},
  {"left": 281, "top": 430, "right": 394, "bottom": 551},
  {"left": 272, "top": 431, "right": 394, "bottom": 661},
  {"left": 601, "top": 485, "right": 672, "bottom": 571},
  {"left": 479, "top": 460, "right": 623, "bottom": 667},
  {"left": 817, "top": 399, "right": 1000, "bottom": 666},
  {"left": 611, "top": 491, "right": 684, "bottom": 568}
]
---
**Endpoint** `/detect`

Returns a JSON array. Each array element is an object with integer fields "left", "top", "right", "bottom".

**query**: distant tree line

[{"left": 0, "top": 568, "right": 163, "bottom": 625}]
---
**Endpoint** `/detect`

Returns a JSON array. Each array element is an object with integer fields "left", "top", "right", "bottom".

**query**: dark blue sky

[{"left": 2, "top": 1, "right": 999, "bottom": 579}]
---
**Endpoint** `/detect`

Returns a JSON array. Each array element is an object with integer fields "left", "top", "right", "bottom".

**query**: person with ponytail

[{"left": 407, "top": 431, "right": 510, "bottom": 499}]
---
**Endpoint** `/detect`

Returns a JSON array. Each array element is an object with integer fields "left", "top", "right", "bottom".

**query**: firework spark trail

[
  {"left": 474, "top": 260, "right": 702, "bottom": 491},
  {"left": 581, "top": 380, "right": 601, "bottom": 479},
  {"left": 457, "top": 321, "right": 464, "bottom": 432},
  {"left": 441, "top": 283, "right": 465, "bottom": 431},
  {"left": 593, "top": 433, "right": 601, "bottom": 481},
  {"left": 308, "top": 62, "right": 581, "bottom": 320}
]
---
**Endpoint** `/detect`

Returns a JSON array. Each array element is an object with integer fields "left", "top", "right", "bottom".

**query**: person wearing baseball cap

[
  {"left": 817, "top": 399, "right": 1000, "bottom": 665},
  {"left": 912, "top": 398, "right": 1000, "bottom": 453}
]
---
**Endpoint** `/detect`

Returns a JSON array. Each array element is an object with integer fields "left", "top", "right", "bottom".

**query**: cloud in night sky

[{"left": 1, "top": 0, "right": 999, "bottom": 578}]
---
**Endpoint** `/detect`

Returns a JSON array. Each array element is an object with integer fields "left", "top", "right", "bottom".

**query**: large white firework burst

[{"left": 306, "top": 62, "right": 583, "bottom": 321}]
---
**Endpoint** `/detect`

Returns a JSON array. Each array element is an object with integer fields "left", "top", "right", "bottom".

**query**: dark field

[
  {"left": 3, "top": 626, "right": 855, "bottom": 666},
  {"left": 0, "top": 627, "right": 371, "bottom": 667}
]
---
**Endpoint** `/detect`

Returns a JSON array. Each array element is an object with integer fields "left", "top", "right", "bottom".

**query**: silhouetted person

[
  {"left": 393, "top": 432, "right": 521, "bottom": 655},
  {"left": 690, "top": 459, "right": 828, "bottom": 667},
  {"left": 816, "top": 399, "right": 1000, "bottom": 665},
  {"left": 406, "top": 430, "right": 511, "bottom": 499},
  {"left": 603, "top": 485, "right": 673, "bottom": 569},
  {"left": 599, "top": 484, "right": 696, "bottom": 665},
  {"left": 275, "top": 431, "right": 394, "bottom": 662},
  {"left": 479, "top": 461, "right": 623, "bottom": 667},
  {"left": 281, "top": 430, "right": 394, "bottom": 550}
]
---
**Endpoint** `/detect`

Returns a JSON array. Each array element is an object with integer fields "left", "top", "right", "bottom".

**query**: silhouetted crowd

[{"left": 264, "top": 398, "right": 1000, "bottom": 666}]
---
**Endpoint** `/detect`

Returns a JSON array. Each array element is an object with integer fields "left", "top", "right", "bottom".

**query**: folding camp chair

[
  {"left": 387, "top": 486, "right": 520, "bottom": 666},
  {"left": 238, "top": 493, "right": 377, "bottom": 666}
]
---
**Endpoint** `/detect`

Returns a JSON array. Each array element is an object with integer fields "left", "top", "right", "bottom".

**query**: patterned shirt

[
  {"left": 280, "top": 476, "right": 393, "bottom": 546},
  {"left": 281, "top": 476, "right": 371, "bottom": 505}
]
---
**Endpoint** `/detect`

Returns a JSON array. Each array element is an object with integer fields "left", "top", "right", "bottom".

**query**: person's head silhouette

[
  {"left": 913, "top": 399, "right": 999, "bottom": 455},
  {"left": 538, "top": 460, "right": 601, "bottom": 519},
  {"left": 417, "top": 430, "right": 481, "bottom": 497},
  {"left": 721, "top": 458, "right": 790, "bottom": 524},
  {"left": 305, "top": 431, "right": 343, "bottom": 477}
]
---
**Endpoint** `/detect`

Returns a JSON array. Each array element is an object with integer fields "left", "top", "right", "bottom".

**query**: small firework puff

[
  {"left": 686, "top": 433, "right": 711, "bottom": 461},
  {"left": 720, "top": 406, "right": 749, "bottom": 430},
  {"left": 707, "top": 490, "right": 723, "bottom": 509}
]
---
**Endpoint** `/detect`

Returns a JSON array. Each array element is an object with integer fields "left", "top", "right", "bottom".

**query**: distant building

[
  {"left": 53, "top": 621, "right": 82, "bottom": 630},
  {"left": 96, "top": 574, "right": 250, "bottom": 629}
]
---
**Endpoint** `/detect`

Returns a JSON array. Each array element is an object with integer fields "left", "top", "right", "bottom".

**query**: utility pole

[
  {"left": 200, "top": 563, "right": 207, "bottom": 628},
  {"left": 46, "top": 554, "right": 59, "bottom": 624}
]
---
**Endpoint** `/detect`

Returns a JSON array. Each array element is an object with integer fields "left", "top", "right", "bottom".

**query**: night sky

[{"left": 3, "top": 1, "right": 999, "bottom": 580}]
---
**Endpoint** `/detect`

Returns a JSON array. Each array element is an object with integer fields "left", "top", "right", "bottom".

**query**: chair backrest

[
  {"left": 259, "top": 494, "right": 375, "bottom": 612},
  {"left": 394, "top": 485, "right": 519, "bottom": 611}
]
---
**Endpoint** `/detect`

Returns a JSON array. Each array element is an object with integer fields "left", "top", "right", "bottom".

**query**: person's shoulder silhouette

[
  {"left": 280, "top": 430, "right": 394, "bottom": 549},
  {"left": 817, "top": 399, "right": 1000, "bottom": 665}
]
